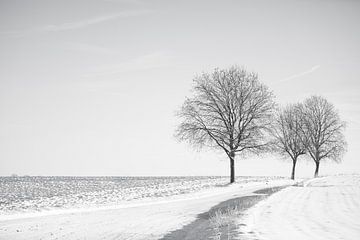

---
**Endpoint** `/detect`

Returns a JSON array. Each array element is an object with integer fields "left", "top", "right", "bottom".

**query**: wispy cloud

[
  {"left": 64, "top": 42, "right": 116, "bottom": 55},
  {"left": 84, "top": 52, "right": 173, "bottom": 77},
  {"left": 276, "top": 65, "right": 321, "bottom": 84},
  {"left": 0, "top": 10, "right": 151, "bottom": 37}
]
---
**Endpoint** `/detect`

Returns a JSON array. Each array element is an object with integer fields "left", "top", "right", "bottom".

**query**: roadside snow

[{"left": 237, "top": 174, "right": 360, "bottom": 240}]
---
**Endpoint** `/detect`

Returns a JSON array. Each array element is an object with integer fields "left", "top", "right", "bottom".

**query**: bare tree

[
  {"left": 300, "top": 96, "right": 347, "bottom": 177},
  {"left": 175, "top": 66, "right": 275, "bottom": 183},
  {"left": 271, "top": 104, "right": 307, "bottom": 180}
]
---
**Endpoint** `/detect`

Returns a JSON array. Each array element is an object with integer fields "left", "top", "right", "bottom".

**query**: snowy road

[{"left": 238, "top": 175, "right": 360, "bottom": 240}]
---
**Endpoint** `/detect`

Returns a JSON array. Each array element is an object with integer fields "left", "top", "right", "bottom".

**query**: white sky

[{"left": 0, "top": 0, "right": 359, "bottom": 178}]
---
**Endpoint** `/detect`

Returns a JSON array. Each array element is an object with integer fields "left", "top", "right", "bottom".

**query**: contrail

[{"left": 276, "top": 65, "right": 321, "bottom": 84}]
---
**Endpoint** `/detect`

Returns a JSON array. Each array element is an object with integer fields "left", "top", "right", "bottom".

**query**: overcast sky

[{"left": 1, "top": 0, "right": 359, "bottom": 177}]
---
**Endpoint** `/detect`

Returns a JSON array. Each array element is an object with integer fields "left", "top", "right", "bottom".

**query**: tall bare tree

[
  {"left": 271, "top": 104, "right": 307, "bottom": 180},
  {"left": 300, "top": 96, "right": 346, "bottom": 177},
  {"left": 175, "top": 66, "right": 275, "bottom": 183}
]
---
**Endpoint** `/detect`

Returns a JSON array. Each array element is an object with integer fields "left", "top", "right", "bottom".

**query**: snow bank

[{"left": 237, "top": 174, "right": 360, "bottom": 240}]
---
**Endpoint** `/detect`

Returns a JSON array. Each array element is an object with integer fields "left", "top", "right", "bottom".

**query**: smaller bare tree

[
  {"left": 300, "top": 96, "right": 347, "bottom": 177},
  {"left": 271, "top": 104, "right": 307, "bottom": 180}
]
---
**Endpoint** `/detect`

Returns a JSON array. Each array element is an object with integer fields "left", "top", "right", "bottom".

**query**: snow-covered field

[
  {"left": 0, "top": 176, "right": 283, "bottom": 218},
  {"left": 238, "top": 174, "right": 360, "bottom": 240},
  {"left": 0, "top": 176, "right": 293, "bottom": 240},
  {"left": 3, "top": 175, "right": 358, "bottom": 240}
]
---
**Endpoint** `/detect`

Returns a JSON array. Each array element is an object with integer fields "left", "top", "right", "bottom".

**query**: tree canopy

[{"left": 176, "top": 66, "right": 275, "bottom": 182}]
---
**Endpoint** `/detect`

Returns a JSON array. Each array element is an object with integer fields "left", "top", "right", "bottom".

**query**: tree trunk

[
  {"left": 291, "top": 159, "right": 297, "bottom": 180},
  {"left": 229, "top": 152, "right": 235, "bottom": 183},
  {"left": 314, "top": 161, "right": 320, "bottom": 178}
]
